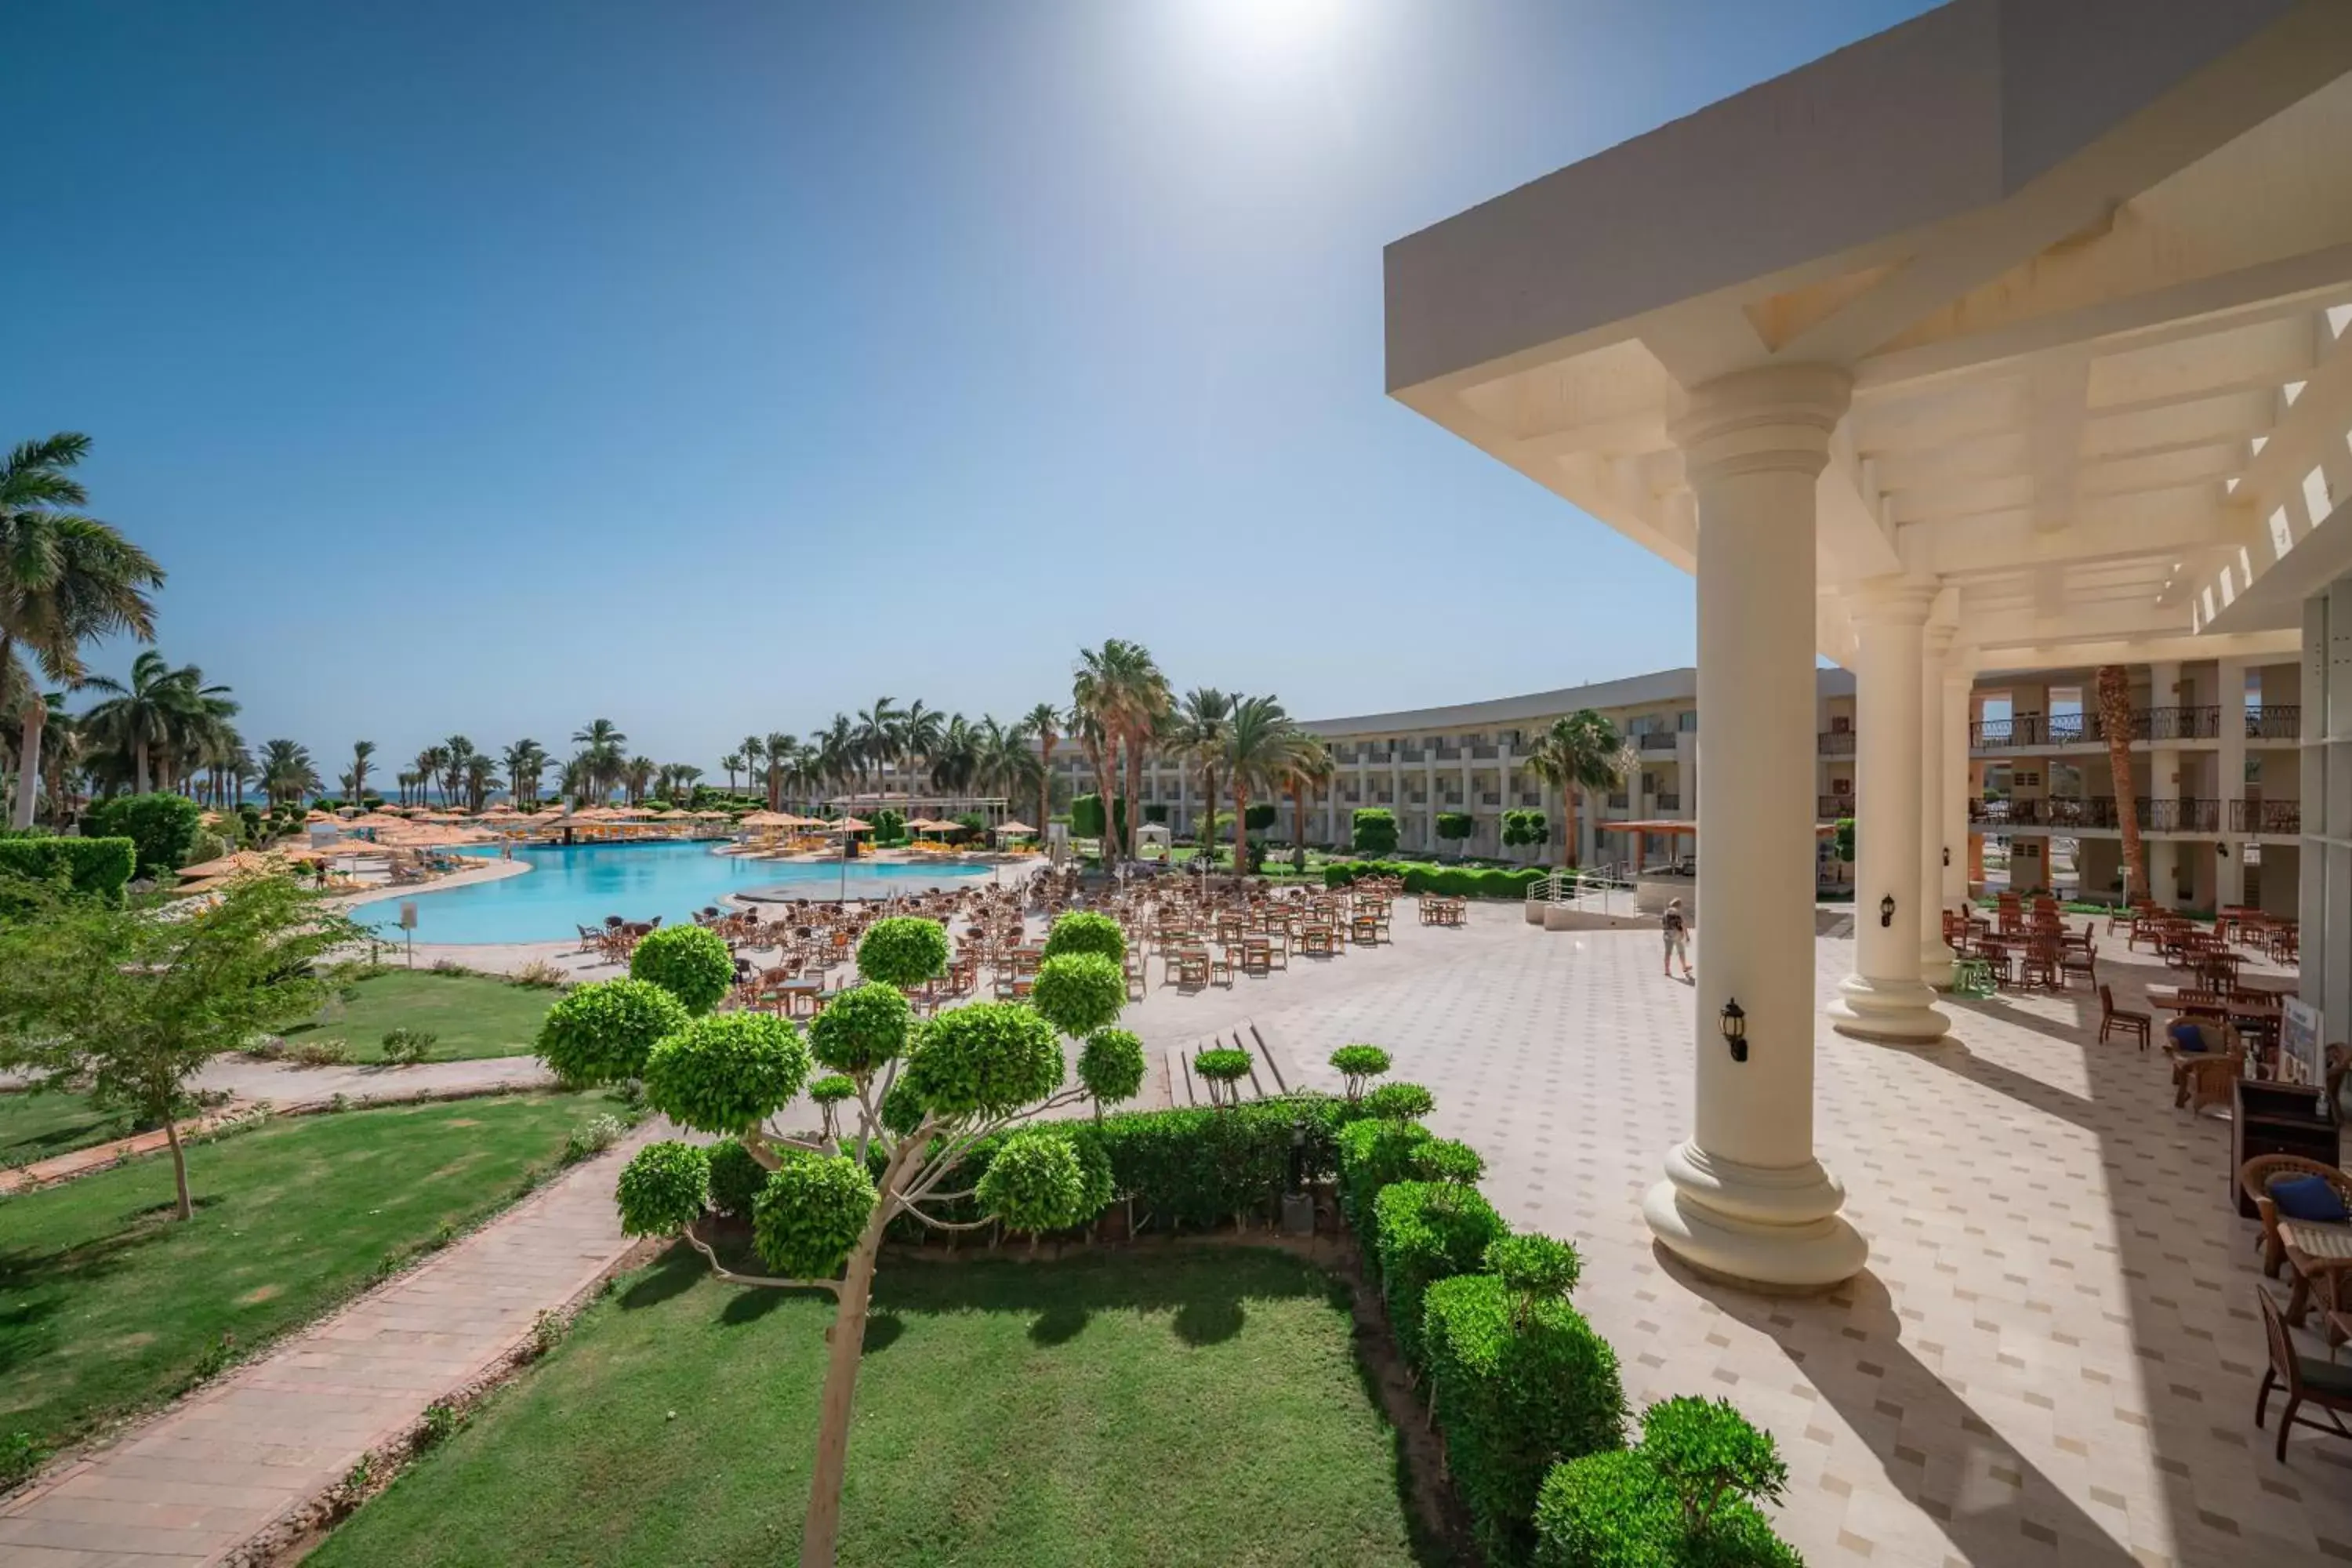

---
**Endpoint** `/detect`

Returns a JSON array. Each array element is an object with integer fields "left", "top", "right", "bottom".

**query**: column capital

[
  {"left": 1846, "top": 574, "right": 1940, "bottom": 626},
  {"left": 1670, "top": 365, "right": 1853, "bottom": 484}
]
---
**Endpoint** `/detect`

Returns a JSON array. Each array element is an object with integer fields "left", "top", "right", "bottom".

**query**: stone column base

[
  {"left": 1642, "top": 1141, "right": 1867, "bottom": 1294},
  {"left": 1828, "top": 973, "right": 1950, "bottom": 1041}
]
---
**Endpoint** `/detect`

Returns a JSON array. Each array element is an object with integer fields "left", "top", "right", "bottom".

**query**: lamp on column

[
  {"left": 1941, "top": 847, "right": 1950, "bottom": 868},
  {"left": 1719, "top": 998, "right": 1748, "bottom": 1063},
  {"left": 1878, "top": 893, "right": 1896, "bottom": 927}
]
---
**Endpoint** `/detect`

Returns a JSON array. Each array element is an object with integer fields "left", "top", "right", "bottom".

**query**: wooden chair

[
  {"left": 2016, "top": 939, "right": 2060, "bottom": 991},
  {"left": 2163, "top": 1018, "right": 2246, "bottom": 1115},
  {"left": 2058, "top": 935, "right": 2097, "bottom": 990},
  {"left": 2241, "top": 1156, "right": 2352, "bottom": 1290},
  {"left": 2255, "top": 1286, "right": 2352, "bottom": 1462},
  {"left": 2097, "top": 984, "right": 2150, "bottom": 1051}
]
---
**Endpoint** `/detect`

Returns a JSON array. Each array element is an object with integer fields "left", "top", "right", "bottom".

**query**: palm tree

[
  {"left": 258, "top": 739, "right": 321, "bottom": 806},
  {"left": 811, "top": 717, "right": 856, "bottom": 808},
  {"left": 1523, "top": 710, "right": 1628, "bottom": 869},
  {"left": 557, "top": 753, "right": 592, "bottom": 807},
  {"left": 2096, "top": 664, "right": 2147, "bottom": 902},
  {"left": 79, "top": 651, "right": 207, "bottom": 795},
  {"left": 928, "top": 713, "right": 978, "bottom": 795},
  {"left": 1074, "top": 639, "right": 1171, "bottom": 860},
  {"left": 347, "top": 741, "right": 376, "bottom": 803},
  {"left": 1171, "top": 688, "right": 1232, "bottom": 847},
  {"left": 901, "top": 699, "right": 945, "bottom": 788},
  {"left": 670, "top": 763, "right": 702, "bottom": 803},
  {"left": 1279, "top": 731, "right": 1334, "bottom": 864},
  {"left": 854, "top": 698, "right": 902, "bottom": 794},
  {"left": 439, "top": 737, "right": 478, "bottom": 808},
  {"left": 502, "top": 739, "right": 546, "bottom": 807},
  {"left": 1066, "top": 706, "right": 1117, "bottom": 855},
  {"left": 1, "top": 434, "right": 165, "bottom": 828},
  {"left": 412, "top": 746, "right": 445, "bottom": 806},
  {"left": 720, "top": 750, "right": 744, "bottom": 796},
  {"left": 571, "top": 720, "right": 625, "bottom": 801},
  {"left": 622, "top": 755, "right": 656, "bottom": 807},
  {"left": 1222, "top": 695, "right": 1294, "bottom": 873},
  {"left": 765, "top": 730, "right": 800, "bottom": 811},
  {"left": 739, "top": 735, "right": 766, "bottom": 798},
  {"left": 1019, "top": 700, "right": 1061, "bottom": 837},
  {"left": 462, "top": 753, "right": 497, "bottom": 814}
]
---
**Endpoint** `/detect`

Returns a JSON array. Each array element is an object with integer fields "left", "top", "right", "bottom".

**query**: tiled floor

[{"left": 1129, "top": 902, "right": 2344, "bottom": 1568}]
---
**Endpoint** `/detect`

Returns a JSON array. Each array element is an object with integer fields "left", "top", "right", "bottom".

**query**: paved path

[
  {"left": 189, "top": 1053, "right": 553, "bottom": 1107},
  {"left": 0, "top": 1125, "right": 662, "bottom": 1566}
]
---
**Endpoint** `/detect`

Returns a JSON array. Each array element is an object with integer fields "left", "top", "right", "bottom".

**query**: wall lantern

[
  {"left": 1942, "top": 846, "right": 1951, "bottom": 868},
  {"left": 1879, "top": 893, "right": 1897, "bottom": 927},
  {"left": 1719, "top": 997, "right": 1748, "bottom": 1063}
]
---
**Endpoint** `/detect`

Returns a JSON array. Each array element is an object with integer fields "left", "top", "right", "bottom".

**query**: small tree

[
  {"left": 1243, "top": 802, "right": 1277, "bottom": 833},
  {"left": 629, "top": 925, "right": 733, "bottom": 1016},
  {"left": 616, "top": 914, "right": 1099, "bottom": 1567},
  {"left": 0, "top": 873, "right": 361, "bottom": 1218},
  {"left": 1436, "top": 811, "right": 1475, "bottom": 859},
  {"left": 809, "top": 1073, "right": 856, "bottom": 1141},
  {"left": 1193, "top": 1047, "right": 1254, "bottom": 1108},
  {"left": 1351, "top": 807, "right": 1399, "bottom": 856},
  {"left": 1501, "top": 808, "right": 1549, "bottom": 858},
  {"left": 1329, "top": 1043, "right": 1392, "bottom": 1101},
  {"left": 1078, "top": 1028, "right": 1145, "bottom": 1116},
  {"left": 1363, "top": 1080, "right": 1436, "bottom": 1121}
]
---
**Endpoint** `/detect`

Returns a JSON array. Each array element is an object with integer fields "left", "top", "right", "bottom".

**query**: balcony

[
  {"left": 1969, "top": 706, "right": 2231, "bottom": 749},
  {"left": 1818, "top": 794, "right": 1853, "bottom": 818},
  {"left": 1435, "top": 745, "right": 1463, "bottom": 760},
  {"left": 2249, "top": 706, "right": 2302, "bottom": 741},
  {"left": 1818, "top": 731, "right": 1856, "bottom": 755},
  {"left": 1637, "top": 732, "right": 1679, "bottom": 753},
  {"left": 1479, "top": 791, "right": 1501, "bottom": 806},
  {"left": 2231, "top": 799, "right": 2303, "bottom": 833},
  {"left": 1399, "top": 747, "right": 1425, "bottom": 763},
  {"left": 2140, "top": 797, "right": 2221, "bottom": 833},
  {"left": 1471, "top": 743, "right": 1499, "bottom": 760},
  {"left": 1965, "top": 797, "right": 2224, "bottom": 832},
  {"left": 1517, "top": 792, "right": 1543, "bottom": 807},
  {"left": 1607, "top": 792, "right": 1629, "bottom": 810},
  {"left": 1655, "top": 792, "right": 1682, "bottom": 811}
]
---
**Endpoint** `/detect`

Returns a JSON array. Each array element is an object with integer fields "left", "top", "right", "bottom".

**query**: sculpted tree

[{"left": 613, "top": 913, "right": 1110, "bottom": 1567}]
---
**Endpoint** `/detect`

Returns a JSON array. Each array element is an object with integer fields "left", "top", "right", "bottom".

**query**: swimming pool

[{"left": 349, "top": 841, "right": 993, "bottom": 945}]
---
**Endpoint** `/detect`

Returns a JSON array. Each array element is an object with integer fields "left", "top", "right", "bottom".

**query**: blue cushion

[
  {"left": 2168, "top": 1021, "right": 2206, "bottom": 1052},
  {"left": 2272, "top": 1174, "right": 2350, "bottom": 1224}
]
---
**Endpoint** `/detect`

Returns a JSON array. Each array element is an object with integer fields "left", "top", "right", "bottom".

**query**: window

[
  {"left": 1829, "top": 715, "right": 1851, "bottom": 733},
  {"left": 1832, "top": 778, "right": 1852, "bottom": 795},
  {"left": 1678, "top": 710, "right": 1697, "bottom": 732}
]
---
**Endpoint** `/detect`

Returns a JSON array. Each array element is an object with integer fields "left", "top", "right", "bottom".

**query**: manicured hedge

[
  {"left": 80, "top": 793, "right": 203, "bottom": 877},
  {"left": 0, "top": 834, "right": 138, "bottom": 908},
  {"left": 1334, "top": 1116, "right": 1432, "bottom": 1269},
  {"left": 1322, "top": 858, "right": 1557, "bottom": 898},
  {"left": 1374, "top": 1180, "right": 1509, "bottom": 1373},
  {"left": 1426, "top": 1272, "right": 1628, "bottom": 1567}
]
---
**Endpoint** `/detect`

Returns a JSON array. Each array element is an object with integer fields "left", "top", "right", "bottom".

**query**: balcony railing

[
  {"left": 1655, "top": 793, "right": 1682, "bottom": 811},
  {"left": 1517, "top": 792, "right": 1543, "bottom": 808},
  {"left": 1471, "top": 744, "right": 1499, "bottom": 760},
  {"left": 1818, "top": 794, "right": 1853, "bottom": 818},
  {"left": 2139, "top": 797, "right": 2222, "bottom": 833},
  {"left": 1607, "top": 793, "right": 1629, "bottom": 809},
  {"left": 2232, "top": 799, "right": 2303, "bottom": 833},
  {"left": 2248, "top": 706, "right": 2301, "bottom": 741},
  {"left": 1479, "top": 791, "right": 1501, "bottom": 806},
  {"left": 1435, "top": 745, "right": 1462, "bottom": 760},
  {"left": 1970, "top": 706, "right": 2232, "bottom": 748},
  {"left": 1638, "top": 732, "right": 1679, "bottom": 752},
  {"left": 1965, "top": 797, "right": 2223, "bottom": 831},
  {"left": 1399, "top": 747, "right": 1425, "bottom": 763},
  {"left": 1818, "top": 731, "right": 1856, "bottom": 755}
]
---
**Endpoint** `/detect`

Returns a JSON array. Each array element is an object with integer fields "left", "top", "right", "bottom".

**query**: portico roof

[{"left": 1385, "top": 0, "right": 2352, "bottom": 670}]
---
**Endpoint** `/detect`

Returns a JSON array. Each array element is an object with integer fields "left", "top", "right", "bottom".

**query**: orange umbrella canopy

[
  {"left": 829, "top": 816, "right": 875, "bottom": 833},
  {"left": 993, "top": 819, "right": 1037, "bottom": 835}
]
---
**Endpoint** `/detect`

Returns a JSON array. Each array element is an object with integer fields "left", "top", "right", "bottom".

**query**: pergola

[{"left": 1385, "top": 0, "right": 2352, "bottom": 1290}]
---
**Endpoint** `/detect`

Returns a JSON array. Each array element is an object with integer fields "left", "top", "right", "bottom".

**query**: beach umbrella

[
  {"left": 994, "top": 819, "right": 1036, "bottom": 836},
  {"left": 829, "top": 816, "right": 874, "bottom": 833}
]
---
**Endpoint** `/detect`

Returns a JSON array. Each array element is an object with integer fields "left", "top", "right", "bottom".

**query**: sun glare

[{"left": 1192, "top": 0, "right": 1345, "bottom": 65}]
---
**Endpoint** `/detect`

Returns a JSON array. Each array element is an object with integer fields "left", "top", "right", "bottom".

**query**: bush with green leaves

[
  {"left": 976, "top": 1127, "right": 1105, "bottom": 1237},
  {"left": 879, "top": 1075, "right": 927, "bottom": 1138},
  {"left": 535, "top": 978, "right": 691, "bottom": 1088},
  {"left": 1410, "top": 1136, "right": 1486, "bottom": 1186},
  {"left": 1243, "top": 802, "right": 1278, "bottom": 833},
  {"left": 706, "top": 1138, "right": 769, "bottom": 1218},
  {"left": 643, "top": 1011, "right": 813, "bottom": 1135},
  {"left": 1501, "top": 809, "right": 1550, "bottom": 850},
  {"left": 1363, "top": 1080, "right": 1436, "bottom": 1121},
  {"left": 1350, "top": 808, "right": 1399, "bottom": 855},
  {"left": 1031, "top": 952, "right": 1126, "bottom": 1039},
  {"left": 1329, "top": 1043, "right": 1391, "bottom": 1099},
  {"left": 628, "top": 924, "right": 734, "bottom": 1014},
  {"left": 808, "top": 981, "right": 913, "bottom": 1076},
  {"left": 183, "top": 828, "right": 230, "bottom": 869},
  {"left": 1335, "top": 1116, "right": 1432, "bottom": 1264},
  {"left": 1040, "top": 909, "right": 1125, "bottom": 964},
  {"left": 751, "top": 1152, "right": 877, "bottom": 1278},
  {"left": 1486, "top": 1234, "right": 1583, "bottom": 1325},
  {"left": 1069, "top": 793, "right": 1127, "bottom": 845},
  {"left": 1533, "top": 1399, "right": 1798, "bottom": 1568},
  {"left": 808, "top": 1073, "right": 857, "bottom": 1138},
  {"left": 0, "top": 834, "right": 136, "bottom": 908},
  {"left": 1192, "top": 1046, "right": 1254, "bottom": 1107},
  {"left": 900, "top": 1000, "right": 1063, "bottom": 1120},
  {"left": 82, "top": 793, "right": 204, "bottom": 877},
  {"left": 1374, "top": 1179, "right": 1509, "bottom": 1372},
  {"left": 855, "top": 916, "right": 949, "bottom": 988},
  {"left": 1436, "top": 811, "right": 1475, "bottom": 852},
  {"left": 615, "top": 1141, "right": 711, "bottom": 1237},
  {"left": 379, "top": 1027, "right": 435, "bottom": 1065},
  {"left": 1426, "top": 1272, "right": 1628, "bottom": 1566},
  {"left": 1077, "top": 1027, "right": 1145, "bottom": 1112}
]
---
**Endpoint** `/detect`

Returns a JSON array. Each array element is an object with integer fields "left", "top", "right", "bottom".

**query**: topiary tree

[
  {"left": 612, "top": 922, "right": 1096, "bottom": 1566},
  {"left": 1329, "top": 1043, "right": 1392, "bottom": 1101},
  {"left": 629, "top": 924, "right": 734, "bottom": 1014},
  {"left": 808, "top": 1073, "right": 856, "bottom": 1141},
  {"left": 1436, "top": 811, "right": 1475, "bottom": 859},
  {"left": 1243, "top": 802, "right": 1277, "bottom": 833},
  {"left": 1533, "top": 1397, "right": 1798, "bottom": 1568},
  {"left": 1193, "top": 1046, "right": 1254, "bottom": 1109},
  {"left": 1077, "top": 1027, "right": 1145, "bottom": 1116},
  {"left": 1363, "top": 1080, "right": 1436, "bottom": 1122},
  {"left": 1501, "top": 808, "right": 1550, "bottom": 855},
  {"left": 535, "top": 978, "right": 692, "bottom": 1088},
  {"left": 1351, "top": 807, "right": 1399, "bottom": 856},
  {"left": 1040, "top": 909, "right": 1124, "bottom": 964},
  {"left": 975, "top": 1126, "right": 1095, "bottom": 1247},
  {"left": 1486, "top": 1233, "right": 1581, "bottom": 1328},
  {"left": 1030, "top": 953, "right": 1124, "bottom": 1041},
  {"left": 706, "top": 1137, "right": 769, "bottom": 1218}
]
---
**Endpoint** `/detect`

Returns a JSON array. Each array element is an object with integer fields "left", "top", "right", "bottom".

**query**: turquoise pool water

[{"left": 350, "top": 841, "right": 990, "bottom": 944}]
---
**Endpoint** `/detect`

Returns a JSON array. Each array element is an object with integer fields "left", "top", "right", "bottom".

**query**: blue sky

[{"left": 7, "top": 0, "right": 1935, "bottom": 775}]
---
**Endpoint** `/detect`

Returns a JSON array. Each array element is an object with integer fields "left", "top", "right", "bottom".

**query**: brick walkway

[{"left": 0, "top": 1127, "right": 660, "bottom": 1566}]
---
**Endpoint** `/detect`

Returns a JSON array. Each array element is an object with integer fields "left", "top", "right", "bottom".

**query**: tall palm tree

[
  {"left": 2096, "top": 664, "right": 2146, "bottom": 902},
  {"left": 1019, "top": 701, "right": 1061, "bottom": 836},
  {"left": 461, "top": 753, "right": 497, "bottom": 814},
  {"left": 901, "top": 699, "right": 945, "bottom": 788},
  {"left": 720, "top": 751, "right": 744, "bottom": 796},
  {"left": 258, "top": 739, "right": 321, "bottom": 806},
  {"left": 738, "top": 735, "right": 766, "bottom": 797},
  {"left": 623, "top": 754, "right": 656, "bottom": 807},
  {"left": 411, "top": 746, "right": 444, "bottom": 805},
  {"left": 1222, "top": 695, "right": 1294, "bottom": 873},
  {"left": 1524, "top": 710, "right": 1628, "bottom": 870},
  {"left": 853, "top": 698, "right": 902, "bottom": 794},
  {"left": 347, "top": 740, "right": 376, "bottom": 802},
  {"left": 670, "top": 763, "right": 702, "bottom": 803},
  {"left": 927, "top": 713, "right": 978, "bottom": 795},
  {"left": 1171, "top": 688, "right": 1232, "bottom": 846},
  {"left": 501, "top": 739, "right": 546, "bottom": 807},
  {"left": 811, "top": 717, "right": 856, "bottom": 807},
  {"left": 79, "top": 651, "right": 204, "bottom": 795},
  {"left": 1279, "top": 731, "right": 1334, "bottom": 863},
  {"left": 765, "top": 730, "right": 800, "bottom": 811},
  {"left": 1074, "top": 639, "right": 1171, "bottom": 860},
  {"left": 439, "top": 736, "right": 478, "bottom": 808},
  {"left": 1, "top": 434, "right": 165, "bottom": 828}
]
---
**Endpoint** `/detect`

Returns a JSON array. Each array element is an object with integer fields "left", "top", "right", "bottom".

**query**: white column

[
  {"left": 1940, "top": 665, "right": 1970, "bottom": 916},
  {"left": 1918, "top": 624, "right": 1957, "bottom": 982},
  {"left": 2147, "top": 659, "right": 2180, "bottom": 906},
  {"left": 1828, "top": 580, "right": 1951, "bottom": 1042},
  {"left": 2217, "top": 657, "right": 2248, "bottom": 907},
  {"left": 1643, "top": 365, "right": 1867, "bottom": 1294}
]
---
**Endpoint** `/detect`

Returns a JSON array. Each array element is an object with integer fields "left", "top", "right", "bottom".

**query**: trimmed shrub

[
  {"left": 615, "top": 1141, "right": 710, "bottom": 1237},
  {"left": 901, "top": 1000, "right": 1062, "bottom": 1120},
  {"left": 1243, "top": 802, "right": 1277, "bottom": 833},
  {"left": 82, "top": 793, "right": 203, "bottom": 877},
  {"left": 184, "top": 828, "right": 230, "bottom": 868},
  {"left": 977, "top": 1127, "right": 1103, "bottom": 1236},
  {"left": 1410, "top": 1137, "right": 1486, "bottom": 1185},
  {"left": 1487, "top": 1234, "right": 1583, "bottom": 1325},
  {"left": 706, "top": 1138, "right": 768, "bottom": 1218},
  {"left": 1436, "top": 811, "right": 1475, "bottom": 852},
  {"left": 1322, "top": 858, "right": 1551, "bottom": 899},
  {"left": 1374, "top": 1180, "right": 1509, "bottom": 1371},
  {"left": 808, "top": 1073, "right": 857, "bottom": 1105},
  {"left": 0, "top": 835, "right": 136, "bottom": 908},
  {"left": 1069, "top": 793, "right": 1127, "bottom": 846},
  {"left": 643, "top": 1011, "right": 814, "bottom": 1135},
  {"left": 1192, "top": 1046, "right": 1254, "bottom": 1106},
  {"left": 751, "top": 1152, "right": 877, "bottom": 1278},
  {"left": 1040, "top": 909, "right": 1125, "bottom": 964},
  {"left": 1329, "top": 1044, "right": 1391, "bottom": 1099},
  {"left": 1335, "top": 1116, "right": 1432, "bottom": 1265},
  {"left": 855, "top": 916, "right": 949, "bottom": 987},
  {"left": 808, "top": 981, "right": 913, "bottom": 1076},
  {"left": 628, "top": 924, "right": 733, "bottom": 1014},
  {"left": 1533, "top": 1398, "right": 1799, "bottom": 1568},
  {"left": 879, "top": 1074, "right": 926, "bottom": 1138},
  {"left": 1142, "top": 803, "right": 1169, "bottom": 824},
  {"left": 1426, "top": 1274, "right": 1628, "bottom": 1566},
  {"left": 535, "top": 977, "right": 691, "bottom": 1088},
  {"left": 1363, "top": 1080, "right": 1436, "bottom": 1121},
  {"left": 1350, "top": 808, "right": 1399, "bottom": 855},
  {"left": 1502, "top": 808, "right": 1550, "bottom": 849},
  {"left": 379, "top": 1027, "right": 435, "bottom": 1065},
  {"left": 1077, "top": 1027, "right": 1145, "bottom": 1110},
  {"left": 1031, "top": 952, "right": 1126, "bottom": 1039}
]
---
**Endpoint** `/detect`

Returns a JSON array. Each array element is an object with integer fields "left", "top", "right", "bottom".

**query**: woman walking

[{"left": 1661, "top": 897, "right": 1693, "bottom": 980}]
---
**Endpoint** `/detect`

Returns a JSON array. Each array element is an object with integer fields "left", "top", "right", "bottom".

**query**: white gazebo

[{"left": 1385, "top": 0, "right": 2352, "bottom": 1290}]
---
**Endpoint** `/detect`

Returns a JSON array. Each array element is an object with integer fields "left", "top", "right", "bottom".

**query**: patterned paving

[{"left": 1131, "top": 902, "right": 2343, "bottom": 1568}]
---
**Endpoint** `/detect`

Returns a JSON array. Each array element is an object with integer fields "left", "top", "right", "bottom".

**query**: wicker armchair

[
  {"left": 2241, "top": 1156, "right": 2352, "bottom": 1278},
  {"left": 2162, "top": 1017, "right": 2245, "bottom": 1115}
]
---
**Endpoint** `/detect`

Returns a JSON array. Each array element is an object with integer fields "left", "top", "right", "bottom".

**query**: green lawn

[
  {"left": 285, "top": 967, "right": 557, "bottom": 1062},
  {"left": 0, "top": 1090, "right": 130, "bottom": 1168},
  {"left": 0, "top": 1091, "right": 617, "bottom": 1455},
  {"left": 315, "top": 1247, "right": 1435, "bottom": 1568}
]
